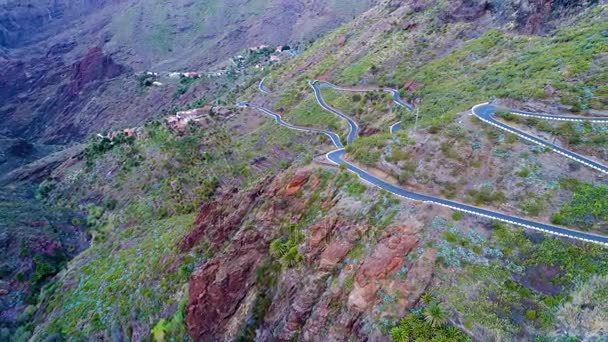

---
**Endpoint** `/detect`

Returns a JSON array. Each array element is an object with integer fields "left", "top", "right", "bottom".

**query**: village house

[
  {"left": 167, "top": 107, "right": 210, "bottom": 131},
  {"left": 182, "top": 72, "right": 201, "bottom": 79},
  {"left": 166, "top": 105, "right": 235, "bottom": 132}
]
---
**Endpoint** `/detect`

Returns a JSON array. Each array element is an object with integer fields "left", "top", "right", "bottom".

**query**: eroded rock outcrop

[
  {"left": 386, "top": 248, "right": 437, "bottom": 316},
  {"left": 348, "top": 226, "right": 419, "bottom": 312},
  {"left": 180, "top": 176, "right": 273, "bottom": 252},
  {"left": 67, "top": 47, "right": 125, "bottom": 95},
  {"left": 185, "top": 168, "right": 324, "bottom": 340}
]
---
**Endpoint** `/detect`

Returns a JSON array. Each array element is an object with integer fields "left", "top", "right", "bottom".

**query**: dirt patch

[{"left": 514, "top": 265, "right": 564, "bottom": 296}]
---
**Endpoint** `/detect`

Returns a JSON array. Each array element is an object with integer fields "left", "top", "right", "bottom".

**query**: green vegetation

[
  {"left": 84, "top": 132, "right": 139, "bottom": 168},
  {"left": 25, "top": 99, "right": 316, "bottom": 338},
  {"left": 443, "top": 220, "right": 608, "bottom": 338},
  {"left": 423, "top": 303, "right": 448, "bottom": 328},
  {"left": 551, "top": 181, "right": 608, "bottom": 231},
  {"left": 391, "top": 7, "right": 608, "bottom": 127},
  {"left": 340, "top": 54, "right": 379, "bottom": 85},
  {"left": 390, "top": 312, "right": 470, "bottom": 342},
  {"left": 35, "top": 180, "right": 55, "bottom": 200},
  {"left": 321, "top": 87, "right": 399, "bottom": 129},
  {"left": 346, "top": 180, "right": 367, "bottom": 196},
  {"left": 150, "top": 293, "right": 189, "bottom": 341},
  {"left": 467, "top": 185, "right": 507, "bottom": 206},
  {"left": 556, "top": 274, "right": 608, "bottom": 338},
  {"left": 277, "top": 93, "right": 344, "bottom": 137},
  {"left": 452, "top": 211, "right": 463, "bottom": 221},
  {"left": 44, "top": 214, "right": 196, "bottom": 337},
  {"left": 269, "top": 170, "right": 333, "bottom": 269},
  {"left": 269, "top": 234, "right": 305, "bottom": 268},
  {"left": 345, "top": 133, "right": 390, "bottom": 165},
  {"left": 236, "top": 260, "right": 280, "bottom": 341},
  {"left": 175, "top": 76, "right": 199, "bottom": 98}
]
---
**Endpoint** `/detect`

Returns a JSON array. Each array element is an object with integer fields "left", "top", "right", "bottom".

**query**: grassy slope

[{"left": 27, "top": 109, "right": 314, "bottom": 339}]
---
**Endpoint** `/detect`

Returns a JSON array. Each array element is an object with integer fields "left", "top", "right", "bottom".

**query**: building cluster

[
  {"left": 166, "top": 106, "right": 232, "bottom": 132},
  {"left": 98, "top": 127, "right": 144, "bottom": 140},
  {"left": 169, "top": 71, "right": 202, "bottom": 79}
]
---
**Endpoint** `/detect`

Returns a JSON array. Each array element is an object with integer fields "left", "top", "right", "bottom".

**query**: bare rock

[
  {"left": 68, "top": 47, "right": 126, "bottom": 95},
  {"left": 285, "top": 169, "right": 312, "bottom": 195},
  {"left": 348, "top": 226, "right": 419, "bottom": 311},
  {"left": 386, "top": 248, "right": 437, "bottom": 315},
  {"left": 306, "top": 215, "right": 339, "bottom": 252},
  {"left": 274, "top": 272, "right": 331, "bottom": 340},
  {"left": 319, "top": 240, "right": 353, "bottom": 271},
  {"left": 180, "top": 177, "right": 272, "bottom": 251},
  {"left": 186, "top": 250, "right": 263, "bottom": 339}
]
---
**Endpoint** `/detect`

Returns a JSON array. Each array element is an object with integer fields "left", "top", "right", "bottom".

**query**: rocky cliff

[{"left": 183, "top": 168, "right": 436, "bottom": 341}]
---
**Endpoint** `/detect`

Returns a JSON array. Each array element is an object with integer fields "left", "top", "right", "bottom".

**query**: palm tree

[
  {"left": 421, "top": 292, "right": 435, "bottom": 305},
  {"left": 423, "top": 303, "right": 448, "bottom": 328}
]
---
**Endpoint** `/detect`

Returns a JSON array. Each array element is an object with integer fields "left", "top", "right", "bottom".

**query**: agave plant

[{"left": 423, "top": 303, "right": 448, "bottom": 328}]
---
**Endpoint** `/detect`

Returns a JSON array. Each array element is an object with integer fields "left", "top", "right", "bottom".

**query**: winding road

[
  {"left": 239, "top": 79, "right": 608, "bottom": 246},
  {"left": 258, "top": 77, "right": 271, "bottom": 95}
]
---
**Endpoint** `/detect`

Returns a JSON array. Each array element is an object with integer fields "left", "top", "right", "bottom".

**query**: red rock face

[
  {"left": 67, "top": 47, "right": 125, "bottom": 95},
  {"left": 187, "top": 250, "right": 264, "bottom": 338},
  {"left": 180, "top": 177, "right": 273, "bottom": 252},
  {"left": 184, "top": 165, "right": 440, "bottom": 341},
  {"left": 285, "top": 169, "right": 312, "bottom": 195},
  {"left": 387, "top": 248, "right": 437, "bottom": 316},
  {"left": 404, "top": 80, "right": 419, "bottom": 92},
  {"left": 305, "top": 215, "right": 339, "bottom": 254},
  {"left": 319, "top": 240, "right": 353, "bottom": 271},
  {"left": 348, "top": 226, "right": 419, "bottom": 312},
  {"left": 185, "top": 169, "right": 321, "bottom": 340},
  {"left": 359, "top": 126, "right": 380, "bottom": 137}
]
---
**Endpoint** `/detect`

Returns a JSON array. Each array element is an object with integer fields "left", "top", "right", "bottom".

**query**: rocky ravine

[{"left": 183, "top": 167, "right": 436, "bottom": 341}]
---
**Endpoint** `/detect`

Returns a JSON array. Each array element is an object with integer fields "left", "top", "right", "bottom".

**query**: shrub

[
  {"left": 424, "top": 303, "right": 448, "bottom": 327},
  {"left": 346, "top": 181, "right": 367, "bottom": 196},
  {"left": 551, "top": 183, "right": 608, "bottom": 230},
  {"left": 390, "top": 312, "right": 470, "bottom": 342},
  {"left": 35, "top": 180, "right": 56, "bottom": 201},
  {"left": 452, "top": 212, "right": 463, "bottom": 221},
  {"left": 32, "top": 261, "right": 56, "bottom": 283},
  {"left": 525, "top": 309, "right": 537, "bottom": 321},
  {"left": 516, "top": 168, "right": 530, "bottom": 178},
  {"left": 86, "top": 205, "right": 105, "bottom": 227},
  {"left": 468, "top": 185, "right": 507, "bottom": 205},
  {"left": 520, "top": 196, "right": 545, "bottom": 217},
  {"left": 444, "top": 231, "right": 460, "bottom": 243},
  {"left": 280, "top": 246, "right": 304, "bottom": 268}
]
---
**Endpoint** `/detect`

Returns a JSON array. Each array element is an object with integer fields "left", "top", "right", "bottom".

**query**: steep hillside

[{"left": 2, "top": 0, "right": 608, "bottom": 341}]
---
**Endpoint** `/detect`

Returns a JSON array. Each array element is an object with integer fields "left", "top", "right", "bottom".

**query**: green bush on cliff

[
  {"left": 390, "top": 312, "right": 470, "bottom": 342},
  {"left": 150, "top": 293, "right": 189, "bottom": 341}
]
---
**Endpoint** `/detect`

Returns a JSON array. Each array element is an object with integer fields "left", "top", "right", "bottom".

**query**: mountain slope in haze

[{"left": 0, "top": 0, "right": 375, "bottom": 163}]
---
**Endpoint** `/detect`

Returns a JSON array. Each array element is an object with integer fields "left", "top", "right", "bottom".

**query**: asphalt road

[
  {"left": 258, "top": 77, "right": 271, "bottom": 94},
  {"left": 239, "top": 80, "right": 608, "bottom": 246},
  {"left": 472, "top": 103, "right": 608, "bottom": 175}
]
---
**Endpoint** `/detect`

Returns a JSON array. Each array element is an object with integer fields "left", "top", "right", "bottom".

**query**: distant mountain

[{"left": 0, "top": 0, "right": 374, "bottom": 164}]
